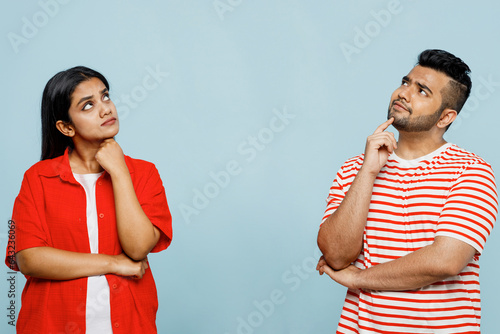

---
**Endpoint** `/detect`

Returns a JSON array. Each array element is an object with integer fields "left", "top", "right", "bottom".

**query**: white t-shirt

[{"left": 74, "top": 172, "right": 113, "bottom": 334}]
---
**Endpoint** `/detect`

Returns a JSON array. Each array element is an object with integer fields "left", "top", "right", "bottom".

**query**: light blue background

[{"left": 1, "top": 1, "right": 499, "bottom": 333}]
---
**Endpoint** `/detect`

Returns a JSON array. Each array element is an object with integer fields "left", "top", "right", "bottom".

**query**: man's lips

[
  {"left": 101, "top": 117, "right": 116, "bottom": 126},
  {"left": 393, "top": 101, "right": 409, "bottom": 113}
]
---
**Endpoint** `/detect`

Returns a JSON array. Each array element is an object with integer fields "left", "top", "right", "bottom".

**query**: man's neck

[{"left": 394, "top": 129, "right": 448, "bottom": 160}]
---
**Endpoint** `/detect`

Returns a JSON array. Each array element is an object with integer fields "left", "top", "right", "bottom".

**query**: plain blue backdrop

[{"left": 1, "top": 1, "right": 499, "bottom": 333}]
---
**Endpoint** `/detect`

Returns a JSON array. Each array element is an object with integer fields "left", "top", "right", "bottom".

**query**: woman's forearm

[
  {"left": 16, "top": 247, "right": 115, "bottom": 280},
  {"left": 16, "top": 247, "right": 148, "bottom": 280},
  {"left": 110, "top": 170, "right": 160, "bottom": 260}
]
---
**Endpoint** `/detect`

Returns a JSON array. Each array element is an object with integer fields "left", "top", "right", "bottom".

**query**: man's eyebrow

[
  {"left": 402, "top": 76, "right": 433, "bottom": 95},
  {"left": 417, "top": 82, "right": 433, "bottom": 95}
]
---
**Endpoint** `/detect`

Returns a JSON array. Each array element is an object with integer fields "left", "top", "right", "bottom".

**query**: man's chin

[
  {"left": 389, "top": 116, "right": 409, "bottom": 131},
  {"left": 388, "top": 111, "right": 402, "bottom": 122},
  {"left": 391, "top": 122, "right": 405, "bottom": 131}
]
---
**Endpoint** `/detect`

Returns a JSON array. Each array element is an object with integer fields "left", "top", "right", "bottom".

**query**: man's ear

[
  {"left": 437, "top": 109, "right": 457, "bottom": 129},
  {"left": 55, "top": 120, "right": 75, "bottom": 138}
]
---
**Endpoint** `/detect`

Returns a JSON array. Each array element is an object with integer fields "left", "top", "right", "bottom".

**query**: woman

[{"left": 5, "top": 66, "right": 173, "bottom": 333}]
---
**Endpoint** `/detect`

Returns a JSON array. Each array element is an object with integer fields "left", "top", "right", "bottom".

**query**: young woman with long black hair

[{"left": 5, "top": 66, "right": 172, "bottom": 333}]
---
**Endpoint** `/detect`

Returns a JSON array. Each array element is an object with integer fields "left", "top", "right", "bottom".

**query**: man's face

[{"left": 387, "top": 65, "right": 450, "bottom": 132}]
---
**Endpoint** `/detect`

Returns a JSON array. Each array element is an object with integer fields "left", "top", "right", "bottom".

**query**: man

[{"left": 317, "top": 49, "right": 498, "bottom": 333}]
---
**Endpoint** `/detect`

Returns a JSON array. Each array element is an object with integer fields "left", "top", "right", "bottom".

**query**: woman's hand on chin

[{"left": 95, "top": 138, "right": 128, "bottom": 177}]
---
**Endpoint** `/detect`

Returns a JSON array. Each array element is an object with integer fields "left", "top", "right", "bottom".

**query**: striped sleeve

[
  {"left": 436, "top": 161, "right": 498, "bottom": 253},
  {"left": 322, "top": 156, "right": 363, "bottom": 225},
  {"left": 322, "top": 172, "right": 345, "bottom": 225}
]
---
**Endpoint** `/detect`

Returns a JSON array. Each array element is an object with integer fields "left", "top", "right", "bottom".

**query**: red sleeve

[
  {"left": 137, "top": 163, "right": 173, "bottom": 253},
  {"left": 5, "top": 170, "right": 50, "bottom": 271}
]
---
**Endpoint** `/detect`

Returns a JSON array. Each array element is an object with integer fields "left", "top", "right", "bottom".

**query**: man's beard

[{"left": 387, "top": 100, "right": 443, "bottom": 132}]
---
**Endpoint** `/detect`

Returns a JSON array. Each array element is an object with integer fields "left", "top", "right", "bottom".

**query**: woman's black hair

[{"left": 41, "top": 66, "right": 109, "bottom": 160}]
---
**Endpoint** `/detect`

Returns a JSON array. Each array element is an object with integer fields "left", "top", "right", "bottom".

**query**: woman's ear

[{"left": 55, "top": 120, "right": 75, "bottom": 137}]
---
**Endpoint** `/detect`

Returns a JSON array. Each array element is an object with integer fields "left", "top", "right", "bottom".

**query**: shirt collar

[
  {"left": 38, "top": 147, "right": 73, "bottom": 181},
  {"left": 37, "top": 147, "right": 135, "bottom": 181}
]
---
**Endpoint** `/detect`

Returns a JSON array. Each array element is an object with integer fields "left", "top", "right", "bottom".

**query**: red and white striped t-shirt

[{"left": 322, "top": 143, "right": 498, "bottom": 334}]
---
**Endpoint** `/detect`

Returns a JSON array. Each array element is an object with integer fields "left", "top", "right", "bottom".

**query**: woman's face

[{"left": 66, "top": 77, "right": 119, "bottom": 144}]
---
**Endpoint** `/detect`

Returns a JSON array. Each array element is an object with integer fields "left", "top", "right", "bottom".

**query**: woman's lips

[{"left": 101, "top": 118, "right": 116, "bottom": 126}]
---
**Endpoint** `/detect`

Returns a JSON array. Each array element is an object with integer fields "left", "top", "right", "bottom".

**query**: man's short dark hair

[{"left": 417, "top": 49, "right": 472, "bottom": 115}]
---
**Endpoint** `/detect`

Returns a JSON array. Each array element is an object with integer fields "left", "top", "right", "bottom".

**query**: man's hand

[
  {"left": 317, "top": 236, "right": 477, "bottom": 291},
  {"left": 112, "top": 253, "right": 149, "bottom": 279},
  {"left": 362, "top": 118, "right": 397, "bottom": 176},
  {"left": 316, "top": 256, "right": 361, "bottom": 290},
  {"left": 95, "top": 138, "right": 128, "bottom": 177}
]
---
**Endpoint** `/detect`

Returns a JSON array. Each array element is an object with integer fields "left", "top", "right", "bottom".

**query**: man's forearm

[
  {"left": 319, "top": 236, "right": 476, "bottom": 291},
  {"left": 318, "top": 167, "right": 377, "bottom": 270},
  {"left": 356, "top": 245, "right": 452, "bottom": 291}
]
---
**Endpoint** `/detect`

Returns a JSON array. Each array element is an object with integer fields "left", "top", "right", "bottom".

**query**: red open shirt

[{"left": 5, "top": 148, "right": 172, "bottom": 333}]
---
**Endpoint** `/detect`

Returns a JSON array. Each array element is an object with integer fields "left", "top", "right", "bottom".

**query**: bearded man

[{"left": 317, "top": 49, "right": 498, "bottom": 333}]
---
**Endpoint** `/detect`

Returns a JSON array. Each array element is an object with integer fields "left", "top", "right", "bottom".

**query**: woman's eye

[
  {"left": 103, "top": 94, "right": 110, "bottom": 101},
  {"left": 83, "top": 103, "right": 93, "bottom": 111}
]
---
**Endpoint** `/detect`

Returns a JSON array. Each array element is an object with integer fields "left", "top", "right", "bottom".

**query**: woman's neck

[{"left": 68, "top": 142, "right": 104, "bottom": 174}]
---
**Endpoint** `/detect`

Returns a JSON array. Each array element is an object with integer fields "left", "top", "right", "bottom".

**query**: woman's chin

[{"left": 108, "top": 126, "right": 119, "bottom": 138}]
